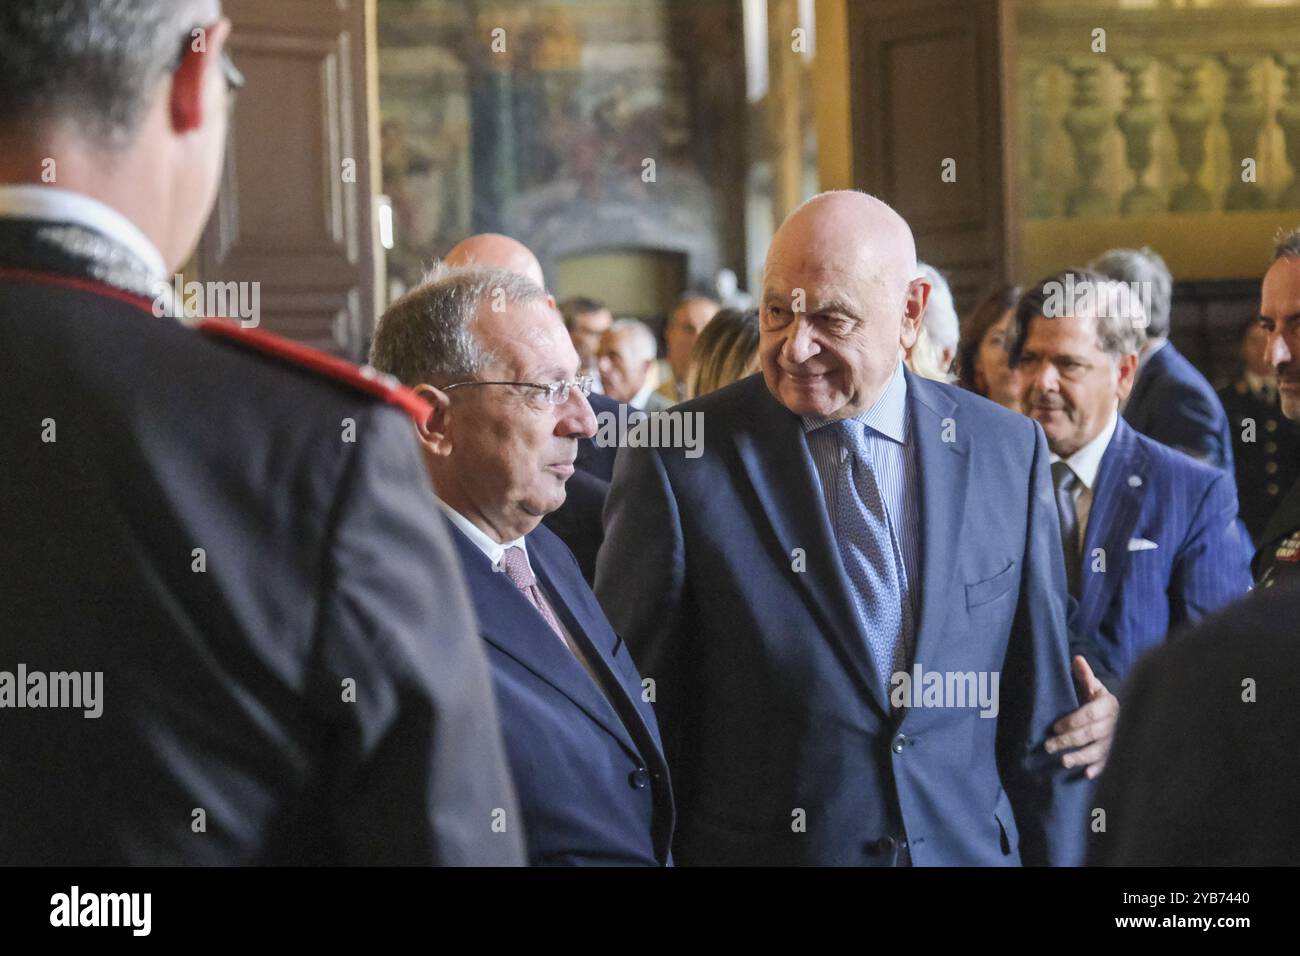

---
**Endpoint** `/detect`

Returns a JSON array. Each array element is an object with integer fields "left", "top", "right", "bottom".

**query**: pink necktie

[{"left": 500, "top": 546, "right": 568, "bottom": 645}]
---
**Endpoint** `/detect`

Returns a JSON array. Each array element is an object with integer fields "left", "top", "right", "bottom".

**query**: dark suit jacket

[
  {"left": 1124, "top": 341, "right": 1234, "bottom": 472},
  {"left": 1090, "top": 581, "right": 1300, "bottom": 865},
  {"left": 576, "top": 391, "right": 622, "bottom": 482},
  {"left": 542, "top": 467, "right": 609, "bottom": 584},
  {"left": 596, "top": 371, "right": 1089, "bottom": 866},
  {"left": 0, "top": 215, "right": 521, "bottom": 866},
  {"left": 450, "top": 520, "right": 674, "bottom": 865},
  {"left": 1070, "top": 419, "right": 1252, "bottom": 682}
]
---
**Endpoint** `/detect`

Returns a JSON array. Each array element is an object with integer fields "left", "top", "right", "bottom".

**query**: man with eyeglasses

[
  {"left": 1012, "top": 270, "right": 1251, "bottom": 696},
  {"left": 0, "top": 0, "right": 520, "bottom": 865},
  {"left": 370, "top": 265, "right": 675, "bottom": 866}
]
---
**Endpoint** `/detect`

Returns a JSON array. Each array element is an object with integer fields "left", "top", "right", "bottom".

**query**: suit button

[
  {"left": 1268, "top": 483, "right": 1280, "bottom": 495},
  {"left": 892, "top": 734, "right": 907, "bottom": 754},
  {"left": 1266, "top": 442, "right": 1278, "bottom": 454},
  {"left": 1266, "top": 461, "right": 1278, "bottom": 474},
  {"left": 1267, "top": 419, "right": 1278, "bottom": 432},
  {"left": 628, "top": 767, "right": 649, "bottom": 789}
]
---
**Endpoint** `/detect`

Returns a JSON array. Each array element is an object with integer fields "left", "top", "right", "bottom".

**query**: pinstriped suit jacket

[{"left": 1071, "top": 418, "right": 1252, "bottom": 680}]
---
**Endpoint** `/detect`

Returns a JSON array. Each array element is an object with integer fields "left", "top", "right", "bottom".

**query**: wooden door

[
  {"left": 199, "top": 0, "right": 380, "bottom": 360},
  {"left": 847, "top": 0, "right": 1019, "bottom": 311}
]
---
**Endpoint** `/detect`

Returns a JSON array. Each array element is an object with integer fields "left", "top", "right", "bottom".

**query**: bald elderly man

[{"left": 596, "top": 191, "right": 1091, "bottom": 866}]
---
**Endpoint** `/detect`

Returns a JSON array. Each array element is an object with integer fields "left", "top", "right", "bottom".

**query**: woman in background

[
  {"left": 687, "top": 307, "right": 760, "bottom": 399},
  {"left": 956, "top": 284, "right": 1024, "bottom": 412}
]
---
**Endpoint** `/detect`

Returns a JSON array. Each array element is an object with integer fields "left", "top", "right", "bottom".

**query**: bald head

[
  {"left": 444, "top": 233, "right": 545, "bottom": 288},
  {"left": 767, "top": 191, "right": 918, "bottom": 293},
  {"left": 758, "top": 190, "right": 928, "bottom": 420}
]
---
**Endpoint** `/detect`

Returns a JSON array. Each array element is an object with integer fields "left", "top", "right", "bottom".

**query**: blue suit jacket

[
  {"left": 595, "top": 371, "right": 1090, "bottom": 866},
  {"left": 1124, "top": 342, "right": 1234, "bottom": 473},
  {"left": 1070, "top": 418, "right": 1252, "bottom": 681},
  {"left": 449, "top": 520, "right": 674, "bottom": 865}
]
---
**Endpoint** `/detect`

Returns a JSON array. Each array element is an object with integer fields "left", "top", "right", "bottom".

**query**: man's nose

[
  {"left": 782, "top": 316, "right": 818, "bottom": 364},
  {"left": 1030, "top": 358, "right": 1059, "bottom": 393},
  {"left": 559, "top": 390, "right": 598, "bottom": 439},
  {"left": 1266, "top": 328, "right": 1292, "bottom": 368}
]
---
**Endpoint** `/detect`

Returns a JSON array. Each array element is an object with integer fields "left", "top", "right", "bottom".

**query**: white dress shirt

[
  {"left": 629, "top": 381, "right": 655, "bottom": 411},
  {"left": 0, "top": 184, "right": 167, "bottom": 281},
  {"left": 1049, "top": 409, "right": 1118, "bottom": 546},
  {"left": 436, "top": 499, "right": 600, "bottom": 679}
]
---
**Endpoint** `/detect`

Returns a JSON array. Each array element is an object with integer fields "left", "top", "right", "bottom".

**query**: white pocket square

[{"left": 1127, "top": 538, "right": 1159, "bottom": 552}]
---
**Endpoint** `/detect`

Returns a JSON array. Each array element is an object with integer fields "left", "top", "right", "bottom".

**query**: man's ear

[
  {"left": 413, "top": 383, "right": 454, "bottom": 455},
  {"left": 170, "top": 18, "right": 231, "bottom": 134},
  {"left": 1116, "top": 352, "right": 1140, "bottom": 401},
  {"left": 900, "top": 277, "right": 931, "bottom": 350}
]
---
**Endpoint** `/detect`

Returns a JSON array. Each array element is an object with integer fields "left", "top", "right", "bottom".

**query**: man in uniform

[
  {"left": 1218, "top": 317, "right": 1300, "bottom": 543},
  {"left": 1254, "top": 227, "right": 1300, "bottom": 588},
  {"left": 0, "top": 0, "right": 521, "bottom": 865}
]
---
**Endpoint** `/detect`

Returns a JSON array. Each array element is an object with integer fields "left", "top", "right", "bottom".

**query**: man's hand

[{"left": 1044, "top": 656, "right": 1118, "bottom": 779}]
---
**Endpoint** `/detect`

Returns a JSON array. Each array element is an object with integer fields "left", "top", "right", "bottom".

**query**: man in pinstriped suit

[{"left": 1012, "top": 270, "right": 1253, "bottom": 687}]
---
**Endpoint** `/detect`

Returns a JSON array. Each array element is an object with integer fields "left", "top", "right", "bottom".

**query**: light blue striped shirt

[{"left": 802, "top": 362, "right": 921, "bottom": 619}]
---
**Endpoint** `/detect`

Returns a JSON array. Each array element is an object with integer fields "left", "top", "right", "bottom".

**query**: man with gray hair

[
  {"left": 370, "top": 266, "right": 675, "bottom": 866},
  {"left": 0, "top": 0, "right": 520, "bottom": 865},
  {"left": 1012, "top": 269, "right": 1251, "bottom": 699},
  {"left": 1091, "top": 246, "right": 1234, "bottom": 472},
  {"left": 906, "top": 262, "right": 959, "bottom": 382},
  {"left": 598, "top": 318, "right": 672, "bottom": 411}
]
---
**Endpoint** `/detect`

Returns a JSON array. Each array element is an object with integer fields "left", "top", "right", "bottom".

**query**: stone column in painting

[
  {"left": 1276, "top": 52, "right": 1300, "bottom": 210},
  {"left": 468, "top": 12, "right": 518, "bottom": 233},
  {"left": 1168, "top": 54, "right": 1212, "bottom": 214},
  {"left": 1220, "top": 54, "right": 1267, "bottom": 212},
  {"left": 1116, "top": 56, "right": 1162, "bottom": 216},
  {"left": 1063, "top": 57, "right": 1111, "bottom": 217}
]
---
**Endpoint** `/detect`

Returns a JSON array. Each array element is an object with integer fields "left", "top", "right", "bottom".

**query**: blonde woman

[{"left": 686, "top": 307, "right": 760, "bottom": 399}]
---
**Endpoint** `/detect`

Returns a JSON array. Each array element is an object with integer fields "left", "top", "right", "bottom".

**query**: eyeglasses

[
  {"left": 174, "top": 25, "right": 245, "bottom": 96},
  {"left": 443, "top": 375, "right": 594, "bottom": 406}
]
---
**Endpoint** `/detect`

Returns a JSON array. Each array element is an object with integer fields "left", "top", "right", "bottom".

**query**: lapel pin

[{"left": 1127, "top": 474, "right": 1142, "bottom": 488}]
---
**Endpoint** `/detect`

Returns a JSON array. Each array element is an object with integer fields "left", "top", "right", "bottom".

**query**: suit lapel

[
  {"left": 732, "top": 384, "right": 886, "bottom": 713},
  {"left": 905, "top": 373, "right": 971, "bottom": 677},
  {"left": 1075, "top": 420, "right": 1147, "bottom": 638},
  {"left": 528, "top": 532, "right": 667, "bottom": 761},
  {"left": 446, "top": 522, "right": 642, "bottom": 759}
]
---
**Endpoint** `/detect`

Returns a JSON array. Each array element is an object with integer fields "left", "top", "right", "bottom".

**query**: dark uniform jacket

[
  {"left": 1218, "top": 378, "right": 1300, "bottom": 543},
  {"left": 1254, "top": 477, "right": 1300, "bottom": 589},
  {"left": 0, "top": 213, "right": 523, "bottom": 865}
]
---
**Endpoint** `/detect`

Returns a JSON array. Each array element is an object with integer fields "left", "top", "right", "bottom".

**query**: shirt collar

[
  {"left": 630, "top": 381, "right": 656, "bottom": 411},
  {"left": 0, "top": 184, "right": 167, "bottom": 281},
  {"left": 436, "top": 498, "right": 529, "bottom": 570},
  {"left": 1049, "top": 409, "right": 1118, "bottom": 491},
  {"left": 801, "top": 359, "right": 908, "bottom": 444}
]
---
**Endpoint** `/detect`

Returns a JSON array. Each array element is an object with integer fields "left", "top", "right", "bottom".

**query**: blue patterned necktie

[{"left": 831, "top": 419, "right": 914, "bottom": 692}]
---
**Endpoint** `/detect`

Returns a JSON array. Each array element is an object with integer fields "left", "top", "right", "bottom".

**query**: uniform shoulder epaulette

[{"left": 197, "top": 318, "right": 429, "bottom": 423}]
